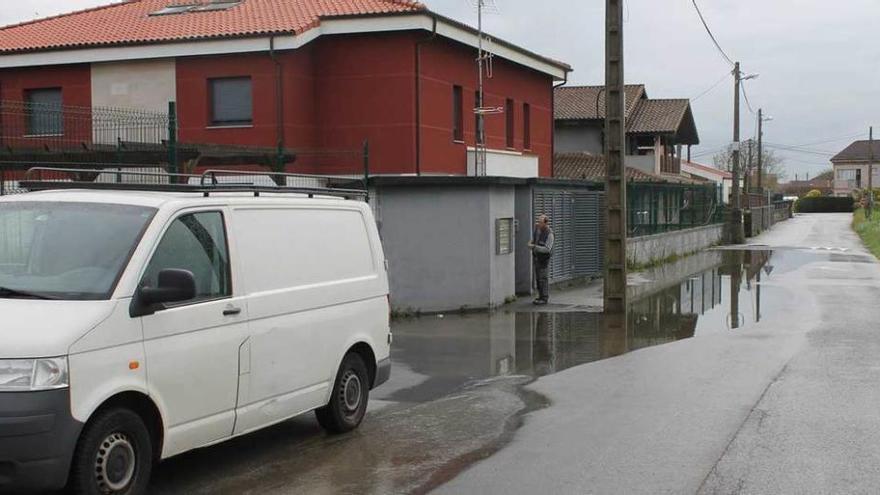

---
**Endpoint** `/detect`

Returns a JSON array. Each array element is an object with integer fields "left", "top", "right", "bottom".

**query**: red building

[{"left": 0, "top": 0, "right": 569, "bottom": 177}]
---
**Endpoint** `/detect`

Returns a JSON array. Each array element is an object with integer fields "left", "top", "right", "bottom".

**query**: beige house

[{"left": 831, "top": 140, "right": 880, "bottom": 196}]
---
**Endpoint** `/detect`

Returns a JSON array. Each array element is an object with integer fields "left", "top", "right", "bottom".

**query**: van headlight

[{"left": 0, "top": 358, "right": 69, "bottom": 392}]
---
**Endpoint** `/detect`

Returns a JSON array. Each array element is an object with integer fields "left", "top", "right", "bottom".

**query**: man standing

[{"left": 528, "top": 214, "right": 555, "bottom": 305}]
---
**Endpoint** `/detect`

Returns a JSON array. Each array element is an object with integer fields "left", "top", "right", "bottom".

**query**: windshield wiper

[{"left": 0, "top": 287, "right": 59, "bottom": 300}]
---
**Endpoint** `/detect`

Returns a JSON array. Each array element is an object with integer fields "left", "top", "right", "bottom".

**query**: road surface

[
  {"left": 438, "top": 213, "right": 880, "bottom": 494},
  {"left": 140, "top": 213, "right": 877, "bottom": 495}
]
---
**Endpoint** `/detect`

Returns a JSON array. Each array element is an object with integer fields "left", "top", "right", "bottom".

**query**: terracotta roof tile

[
  {"left": 554, "top": 152, "right": 662, "bottom": 182},
  {"left": 682, "top": 160, "right": 732, "bottom": 179},
  {"left": 554, "top": 85, "right": 646, "bottom": 120},
  {"left": 0, "top": 0, "right": 424, "bottom": 53},
  {"left": 627, "top": 99, "right": 690, "bottom": 134}
]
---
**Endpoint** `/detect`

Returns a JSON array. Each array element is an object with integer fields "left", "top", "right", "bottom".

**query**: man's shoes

[{"left": 533, "top": 298, "right": 549, "bottom": 306}]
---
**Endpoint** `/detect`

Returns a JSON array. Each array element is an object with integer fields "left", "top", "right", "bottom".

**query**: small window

[
  {"left": 25, "top": 88, "right": 62, "bottom": 136},
  {"left": 452, "top": 85, "right": 464, "bottom": 142},
  {"left": 149, "top": 5, "right": 195, "bottom": 16},
  {"left": 142, "top": 212, "right": 231, "bottom": 302},
  {"left": 209, "top": 77, "right": 253, "bottom": 126},
  {"left": 475, "top": 90, "right": 484, "bottom": 145},
  {"left": 523, "top": 102, "right": 531, "bottom": 150},
  {"left": 505, "top": 98, "right": 515, "bottom": 148},
  {"left": 191, "top": 1, "right": 242, "bottom": 12}
]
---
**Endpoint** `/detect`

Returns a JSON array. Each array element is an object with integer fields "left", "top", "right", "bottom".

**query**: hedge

[{"left": 795, "top": 196, "right": 855, "bottom": 213}]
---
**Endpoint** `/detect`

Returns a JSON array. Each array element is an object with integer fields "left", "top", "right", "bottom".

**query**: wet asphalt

[
  {"left": 133, "top": 213, "right": 878, "bottom": 494},
  {"left": 439, "top": 213, "right": 880, "bottom": 494}
]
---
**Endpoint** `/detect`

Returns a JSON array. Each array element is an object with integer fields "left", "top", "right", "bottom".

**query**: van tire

[
  {"left": 69, "top": 407, "right": 153, "bottom": 495},
  {"left": 316, "top": 352, "right": 370, "bottom": 434}
]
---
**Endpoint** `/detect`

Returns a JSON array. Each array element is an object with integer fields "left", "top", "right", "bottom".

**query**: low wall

[
  {"left": 629, "top": 249, "right": 723, "bottom": 301},
  {"left": 627, "top": 224, "right": 724, "bottom": 267}
]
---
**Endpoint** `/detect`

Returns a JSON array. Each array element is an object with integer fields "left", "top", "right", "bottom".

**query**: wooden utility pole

[
  {"left": 730, "top": 62, "right": 745, "bottom": 243},
  {"left": 604, "top": 0, "right": 627, "bottom": 314}
]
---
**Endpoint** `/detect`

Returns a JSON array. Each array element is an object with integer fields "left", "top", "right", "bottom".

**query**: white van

[{"left": 0, "top": 182, "right": 391, "bottom": 494}]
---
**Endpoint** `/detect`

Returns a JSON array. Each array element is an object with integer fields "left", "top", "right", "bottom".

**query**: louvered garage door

[{"left": 533, "top": 189, "right": 605, "bottom": 285}]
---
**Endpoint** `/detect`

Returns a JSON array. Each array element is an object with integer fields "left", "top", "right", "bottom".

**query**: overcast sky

[{"left": 3, "top": 0, "right": 880, "bottom": 180}]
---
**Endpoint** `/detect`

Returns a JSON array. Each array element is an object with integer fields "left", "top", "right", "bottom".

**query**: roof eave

[
  {"left": 0, "top": 31, "right": 297, "bottom": 56},
  {"left": 0, "top": 10, "right": 570, "bottom": 79}
]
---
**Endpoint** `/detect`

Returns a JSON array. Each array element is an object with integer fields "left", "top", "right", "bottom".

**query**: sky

[{"left": 3, "top": 0, "right": 880, "bottom": 181}]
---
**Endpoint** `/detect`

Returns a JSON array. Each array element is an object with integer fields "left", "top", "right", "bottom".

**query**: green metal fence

[
  {"left": 628, "top": 182, "right": 723, "bottom": 237},
  {"left": 0, "top": 99, "right": 371, "bottom": 195}
]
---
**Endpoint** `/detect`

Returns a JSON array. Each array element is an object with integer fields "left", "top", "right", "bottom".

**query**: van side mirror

[{"left": 131, "top": 269, "right": 197, "bottom": 317}]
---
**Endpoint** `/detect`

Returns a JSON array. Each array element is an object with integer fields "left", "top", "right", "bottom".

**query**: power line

[
  {"left": 740, "top": 81, "right": 757, "bottom": 115},
  {"left": 784, "top": 132, "right": 867, "bottom": 148},
  {"left": 764, "top": 142, "right": 838, "bottom": 154},
  {"left": 692, "top": 71, "right": 730, "bottom": 101},
  {"left": 691, "top": 0, "right": 735, "bottom": 67},
  {"left": 764, "top": 144, "right": 835, "bottom": 157},
  {"left": 692, "top": 145, "right": 730, "bottom": 159}
]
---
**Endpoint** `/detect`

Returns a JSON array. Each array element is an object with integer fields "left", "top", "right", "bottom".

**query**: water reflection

[{"left": 386, "top": 249, "right": 779, "bottom": 404}]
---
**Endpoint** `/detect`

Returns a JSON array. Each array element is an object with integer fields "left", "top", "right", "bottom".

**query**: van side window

[{"left": 142, "top": 212, "right": 230, "bottom": 300}]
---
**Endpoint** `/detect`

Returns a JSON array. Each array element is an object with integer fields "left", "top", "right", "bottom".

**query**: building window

[
  {"left": 505, "top": 98, "right": 515, "bottom": 148},
  {"left": 837, "top": 169, "right": 857, "bottom": 180},
  {"left": 25, "top": 88, "right": 63, "bottom": 136},
  {"left": 452, "top": 85, "right": 464, "bottom": 142},
  {"left": 523, "top": 102, "right": 531, "bottom": 150},
  {"left": 475, "top": 90, "right": 484, "bottom": 145},
  {"left": 209, "top": 77, "right": 253, "bottom": 126}
]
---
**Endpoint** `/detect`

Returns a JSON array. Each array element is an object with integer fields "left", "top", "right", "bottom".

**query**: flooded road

[{"left": 145, "top": 242, "right": 874, "bottom": 495}]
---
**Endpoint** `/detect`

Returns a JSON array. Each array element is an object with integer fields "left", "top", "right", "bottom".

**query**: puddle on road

[{"left": 382, "top": 247, "right": 871, "bottom": 405}]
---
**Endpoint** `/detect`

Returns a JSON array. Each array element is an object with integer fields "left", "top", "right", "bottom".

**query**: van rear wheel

[
  {"left": 70, "top": 407, "right": 153, "bottom": 495},
  {"left": 316, "top": 353, "right": 370, "bottom": 434}
]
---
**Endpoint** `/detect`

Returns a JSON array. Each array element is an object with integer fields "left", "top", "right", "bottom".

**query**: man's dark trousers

[{"left": 534, "top": 257, "right": 550, "bottom": 301}]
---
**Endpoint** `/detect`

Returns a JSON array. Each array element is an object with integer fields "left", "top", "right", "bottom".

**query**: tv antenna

[{"left": 470, "top": 0, "right": 502, "bottom": 176}]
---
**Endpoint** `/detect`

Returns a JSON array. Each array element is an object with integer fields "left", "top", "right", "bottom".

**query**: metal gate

[{"left": 533, "top": 188, "right": 605, "bottom": 284}]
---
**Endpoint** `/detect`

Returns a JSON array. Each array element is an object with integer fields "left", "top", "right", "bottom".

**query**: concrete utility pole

[
  {"left": 869, "top": 126, "right": 874, "bottom": 219},
  {"left": 604, "top": 0, "right": 628, "bottom": 315},
  {"left": 730, "top": 62, "right": 745, "bottom": 244},
  {"left": 757, "top": 108, "right": 764, "bottom": 193},
  {"left": 745, "top": 139, "right": 753, "bottom": 196}
]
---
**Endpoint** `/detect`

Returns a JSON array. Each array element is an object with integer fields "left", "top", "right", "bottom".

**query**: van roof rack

[{"left": 19, "top": 167, "right": 369, "bottom": 201}]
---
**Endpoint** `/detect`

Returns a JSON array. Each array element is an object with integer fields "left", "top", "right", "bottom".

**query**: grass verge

[{"left": 853, "top": 208, "right": 880, "bottom": 259}]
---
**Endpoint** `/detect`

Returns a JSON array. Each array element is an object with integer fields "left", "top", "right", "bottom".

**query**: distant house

[
  {"left": 554, "top": 84, "right": 700, "bottom": 178},
  {"left": 830, "top": 140, "right": 880, "bottom": 196},
  {"left": 681, "top": 160, "right": 733, "bottom": 204},
  {"left": 780, "top": 172, "right": 833, "bottom": 198}
]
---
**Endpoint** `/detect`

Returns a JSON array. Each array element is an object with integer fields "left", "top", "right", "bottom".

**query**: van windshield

[{"left": 0, "top": 201, "right": 156, "bottom": 300}]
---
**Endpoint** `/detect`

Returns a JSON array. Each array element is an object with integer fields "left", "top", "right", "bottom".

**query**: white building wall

[
  {"left": 468, "top": 148, "right": 539, "bottom": 178},
  {"left": 91, "top": 58, "right": 176, "bottom": 112},
  {"left": 90, "top": 59, "right": 176, "bottom": 148}
]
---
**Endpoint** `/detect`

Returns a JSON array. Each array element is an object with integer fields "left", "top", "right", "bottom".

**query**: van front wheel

[
  {"left": 70, "top": 408, "right": 153, "bottom": 495},
  {"left": 316, "top": 353, "right": 370, "bottom": 434}
]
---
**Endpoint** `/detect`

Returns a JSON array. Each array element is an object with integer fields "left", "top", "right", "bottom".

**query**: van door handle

[{"left": 223, "top": 306, "right": 242, "bottom": 316}]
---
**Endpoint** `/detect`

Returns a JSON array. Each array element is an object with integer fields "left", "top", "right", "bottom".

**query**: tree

[
  {"left": 814, "top": 169, "right": 833, "bottom": 182},
  {"left": 713, "top": 140, "right": 786, "bottom": 189}
]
